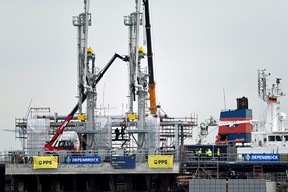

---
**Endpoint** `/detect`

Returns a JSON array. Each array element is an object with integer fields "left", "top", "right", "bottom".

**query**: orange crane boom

[{"left": 143, "top": 0, "right": 157, "bottom": 115}]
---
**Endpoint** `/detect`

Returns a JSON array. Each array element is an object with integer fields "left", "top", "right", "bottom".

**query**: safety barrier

[
  {"left": 180, "top": 151, "right": 286, "bottom": 163},
  {"left": 1, "top": 150, "right": 287, "bottom": 165},
  {"left": 0, "top": 149, "right": 179, "bottom": 165}
]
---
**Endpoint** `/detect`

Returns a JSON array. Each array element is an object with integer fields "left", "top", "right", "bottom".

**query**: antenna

[
  {"left": 103, "top": 83, "right": 105, "bottom": 116},
  {"left": 223, "top": 88, "right": 226, "bottom": 110},
  {"left": 25, "top": 98, "right": 33, "bottom": 118}
]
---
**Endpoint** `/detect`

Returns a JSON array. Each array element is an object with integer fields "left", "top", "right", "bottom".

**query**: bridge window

[
  {"left": 268, "top": 136, "right": 275, "bottom": 141},
  {"left": 276, "top": 135, "right": 282, "bottom": 141}
]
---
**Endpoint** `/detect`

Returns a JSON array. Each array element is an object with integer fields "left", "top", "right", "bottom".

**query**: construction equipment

[
  {"left": 143, "top": 0, "right": 157, "bottom": 116},
  {"left": 44, "top": 52, "right": 128, "bottom": 151}
]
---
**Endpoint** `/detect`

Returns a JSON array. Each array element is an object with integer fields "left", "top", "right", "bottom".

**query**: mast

[
  {"left": 257, "top": 69, "right": 285, "bottom": 132},
  {"left": 73, "top": 0, "right": 97, "bottom": 149},
  {"left": 124, "top": 0, "right": 142, "bottom": 114},
  {"left": 73, "top": 0, "right": 91, "bottom": 114}
]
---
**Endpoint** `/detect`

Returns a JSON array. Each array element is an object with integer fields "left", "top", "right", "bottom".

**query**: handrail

[
  {"left": 2, "top": 150, "right": 288, "bottom": 165},
  {"left": 0, "top": 149, "right": 179, "bottom": 165}
]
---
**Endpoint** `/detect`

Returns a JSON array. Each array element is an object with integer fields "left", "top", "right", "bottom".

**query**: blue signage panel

[
  {"left": 243, "top": 154, "right": 280, "bottom": 162},
  {"left": 111, "top": 156, "right": 136, "bottom": 169},
  {"left": 64, "top": 156, "right": 101, "bottom": 164}
]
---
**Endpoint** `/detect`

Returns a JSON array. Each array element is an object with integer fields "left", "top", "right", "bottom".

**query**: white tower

[
  {"left": 123, "top": 1, "right": 160, "bottom": 154},
  {"left": 73, "top": 0, "right": 97, "bottom": 149}
]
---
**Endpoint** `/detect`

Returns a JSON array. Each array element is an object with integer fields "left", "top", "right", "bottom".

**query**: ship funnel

[{"left": 237, "top": 97, "right": 248, "bottom": 109}]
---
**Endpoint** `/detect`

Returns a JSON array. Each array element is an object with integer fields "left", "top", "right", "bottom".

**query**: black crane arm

[
  {"left": 44, "top": 53, "right": 128, "bottom": 151},
  {"left": 143, "top": 0, "right": 157, "bottom": 115}
]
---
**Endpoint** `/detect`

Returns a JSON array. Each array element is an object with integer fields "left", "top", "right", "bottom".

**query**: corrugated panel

[
  {"left": 228, "top": 179, "right": 266, "bottom": 192},
  {"left": 189, "top": 179, "right": 226, "bottom": 192},
  {"left": 189, "top": 179, "right": 267, "bottom": 192}
]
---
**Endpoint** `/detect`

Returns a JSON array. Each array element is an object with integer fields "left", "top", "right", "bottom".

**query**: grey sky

[{"left": 1, "top": 0, "right": 288, "bottom": 151}]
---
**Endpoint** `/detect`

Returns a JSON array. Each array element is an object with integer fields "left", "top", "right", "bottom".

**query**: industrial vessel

[{"left": 180, "top": 69, "right": 288, "bottom": 191}]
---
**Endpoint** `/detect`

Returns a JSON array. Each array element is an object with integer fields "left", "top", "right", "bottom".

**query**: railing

[
  {"left": 0, "top": 149, "right": 180, "bottom": 165},
  {"left": 180, "top": 151, "right": 288, "bottom": 163},
  {"left": 2, "top": 150, "right": 288, "bottom": 165},
  {"left": 181, "top": 151, "right": 240, "bottom": 163}
]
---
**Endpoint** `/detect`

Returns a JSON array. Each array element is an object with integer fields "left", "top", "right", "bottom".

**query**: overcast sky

[{"left": 1, "top": 0, "right": 288, "bottom": 151}]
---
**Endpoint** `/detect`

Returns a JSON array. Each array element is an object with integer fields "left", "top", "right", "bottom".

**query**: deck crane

[
  {"left": 44, "top": 52, "right": 128, "bottom": 151},
  {"left": 143, "top": 0, "right": 157, "bottom": 115}
]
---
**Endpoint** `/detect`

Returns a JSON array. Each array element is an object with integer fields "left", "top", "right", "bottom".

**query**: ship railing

[
  {"left": 180, "top": 151, "right": 241, "bottom": 162},
  {"left": 180, "top": 151, "right": 288, "bottom": 163}
]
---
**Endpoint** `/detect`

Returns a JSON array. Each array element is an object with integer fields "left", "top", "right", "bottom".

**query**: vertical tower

[
  {"left": 124, "top": 1, "right": 159, "bottom": 153},
  {"left": 73, "top": 0, "right": 91, "bottom": 114},
  {"left": 124, "top": 0, "right": 147, "bottom": 150},
  {"left": 73, "top": 0, "right": 97, "bottom": 149},
  {"left": 124, "top": 0, "right": 142, "bottom": 114}
]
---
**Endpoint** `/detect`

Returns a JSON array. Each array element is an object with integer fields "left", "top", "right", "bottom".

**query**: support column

[
  {"left": 160, "top": 175, "right": 170, "bottom": 192},
  {"left": 52, "top": 179, "right": 61, "bottom": 192},
  {"left": 37, "top": 175, "right": 42, "bottom": 192},
  {"left": 175, "top": 123, "right": 179, "bottom": 162},
  {"left": 109, "top": 175, "right": 115, "bottom": 192},
  {"left": 72, "top": 176, "right": 77, "bottom": 192},
  {"left": 145, "top": 175, "right": 150, "bottom": 192},
  {"left": 16, "top": 178, "right": 25, "bottom": 192},
  {"left": 126, "top": 175, "right": 133, "bottom": 192},
  {"left": 86, "top": 89, "right": 97, "bottom": 150}
]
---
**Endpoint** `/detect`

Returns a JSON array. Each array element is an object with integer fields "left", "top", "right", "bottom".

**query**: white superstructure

[{"left": 238, "top": 69, "right": 288, "bottom": 155}]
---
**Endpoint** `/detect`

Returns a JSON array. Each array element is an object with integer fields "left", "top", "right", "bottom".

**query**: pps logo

[
  {"left": 154, "top": 160, "right": 168, "bottom": 164},
  {"left": 148, "top": 155, "right": 173, "bottom": 168},
  {"left": 38, "top": 160, "right": 52, "bottom": 165},
  {"left": 33, "top": 156, "right": 58, "bottom": 169}
]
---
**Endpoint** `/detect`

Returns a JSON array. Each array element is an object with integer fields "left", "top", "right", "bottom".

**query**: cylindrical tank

[{"left": 237, "top": 97, "right": 248, "bottom": 109}]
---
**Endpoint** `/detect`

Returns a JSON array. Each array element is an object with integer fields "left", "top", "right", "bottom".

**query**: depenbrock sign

[
  {"left": 64, "top": 156, "right": 101, "bottom": 164},
  {"left": 243, "top": 154, "right": 280, "bottom": 162}
]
